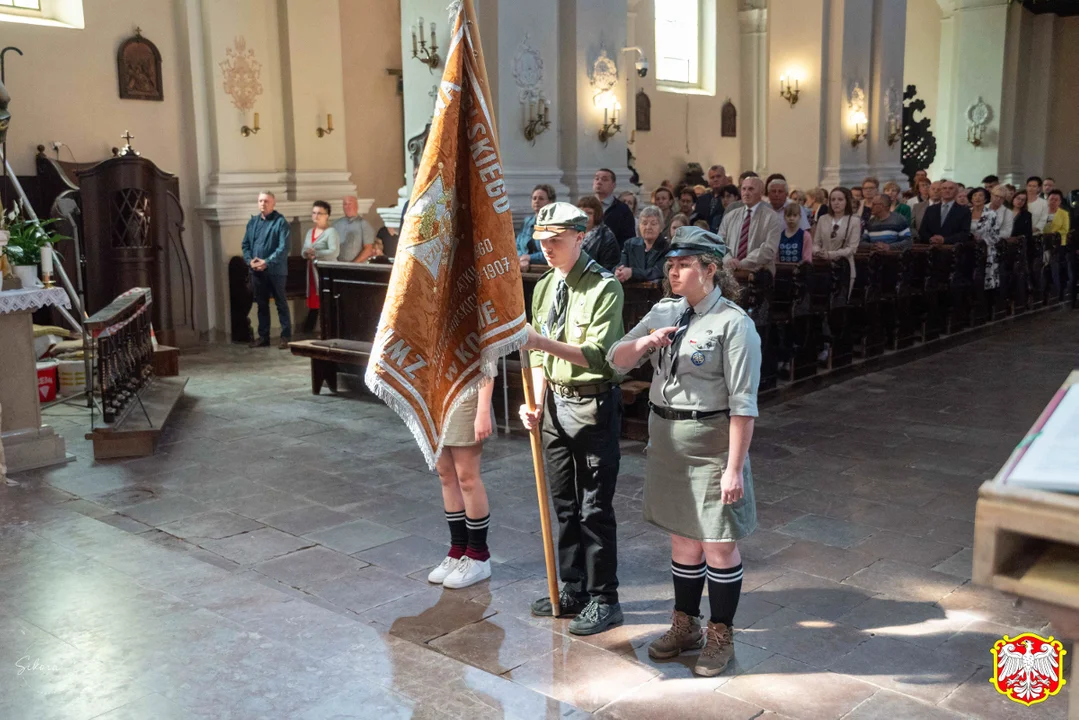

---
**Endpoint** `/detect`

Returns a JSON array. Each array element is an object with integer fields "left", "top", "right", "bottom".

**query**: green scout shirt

[{"left": 529, "top": 252, "right": 625, "bottom": 385}]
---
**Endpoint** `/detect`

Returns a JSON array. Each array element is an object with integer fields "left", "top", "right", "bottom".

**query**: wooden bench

[{"left": 289, "top": 339, "right": 371, "bottom": 394}]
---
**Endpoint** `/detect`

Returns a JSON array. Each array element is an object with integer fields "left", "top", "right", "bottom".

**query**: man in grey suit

[
  {"left": 912, "top": 181, "right": 941, "bottom": 241},
  {"left": 716, "top": 176, "right": 783, "bottom": 274}
]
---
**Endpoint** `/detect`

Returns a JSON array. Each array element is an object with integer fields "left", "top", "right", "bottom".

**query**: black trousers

[
  {"left": 541, "top": 387, "right": 621, "bottom": 603},
  {"left": 250, "top": 271, "right": 292, "bottom": 341}
]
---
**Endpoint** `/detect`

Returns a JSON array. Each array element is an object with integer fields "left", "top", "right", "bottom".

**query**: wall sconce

[
  {"left": 523, "top": 96, "right": 551, "bottom": 145},
  {"left": 966, "top": 98, "right": 992, "bottom": 148},
  {"left": 241, "top": 112, "right": 260, "bottom": 137},
  {"left": 850, "top": 110, "right": 867, "bottom": 148},
  {"left": 316, "top": 113, "right": 334, "bottom": 138},
  {"left": 599, "top": 102, "right": 621, "bottom": 146},
  {"left": 967, "top": 125, "right": 984, "bottom": 147},
  {"left": 411, "top": 17, "right": 440, "bottom": 71},
  {"left": 779, "top": 74, "right": 800, "bottom": 107},
  {"left": 887, "top": 116, "right": 902, "bottom": 148}
]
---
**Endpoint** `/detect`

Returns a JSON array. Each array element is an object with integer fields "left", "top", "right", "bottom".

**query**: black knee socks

[
  {"left": 671, "top": 560, "right": 707, "bottom": 617},
  {"left": 465, "top": 514, "right": 491, "bottom": 562},
  {"left": 446, "top": 510, "right": 467, "bottom": 559},
  {"left": 707, "top": 563, "right": 744, "bottom": 627}
]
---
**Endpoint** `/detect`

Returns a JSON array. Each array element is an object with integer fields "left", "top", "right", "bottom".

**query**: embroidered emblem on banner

[{"left": 990, "top": 632, "right": 1067, "bottom": 707}]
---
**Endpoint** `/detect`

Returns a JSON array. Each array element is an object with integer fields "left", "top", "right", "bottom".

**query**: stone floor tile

[
  {"left": 934, "top": 619, "right": 1025, "bottom": 667},
  {"left": 932, "top": 548, "right": 974, "bottom": 580},
  {"left": 507, "top": 637, "right": 659, "bottom": 712},
  {"left": 307, "top": 565, "right": 428, "bottom": 614},
  {"left": 717, "top": 654, "right": 877, "bottom": 720},
  {"left": 833, "top": 593, "right": 973, "bottom": 649},
  {"left": 737, "top": 529, "right": 796, "bottom": 561},
  {"left": 253, "top": 545, "right": 370, "bottom": 589},
  {"left": 429, "top": 609, "right": 571, "bottom": 674},
  {"left": 842, "top": 559, "right": 965, "bottom": 603},
  {"left": 353, "top": 534, "right": 455, "bottom": 576},
  {"left": 157, "top": 510, "right": 264, "bottom": 541},
  {"left": 737, "top": 606, "right": 868, "bottom": 668},
  {"left": 360, "top": 585, "right": 498, "bottom": 644},
  {"left": 842, "top": 689, "right": 967, "bottom": 720},
  {"left": 200, "top": 527, "right": 313, "bottom": 565},
  {"left": 622, "top": 637, "right": 775, "bottom": 690},
  {"left": 828, "top": 635, "right": 981, "bottom": 704},
  {"left": 258, "top": 504, "right": 355, "bottom": 535},
  {"left": 851, "top": 530, "right": 963, "bottom": 568},
  {"left": 940, "top": 667, "right": 1071, "bottom": 720},
  {"left": 753, "top": 570, "right": 873, "bottom": 621},
  {"left": 303, "top": 518, "right": 409, "bottom": 554},
  {"left": 115, "top": 495, "right": 211, "bottom": 527},
  {"left": 223, "top": 489, "right": 314, "bottom": 519},
  {"left": 88, "top": 693, "right": 217, "bottom": 720},
  {"left": 775, "top": 514, "right": 876, "bottom": 548},
  {"left": 768, "top": 540, "right": 878, "bottom": 582},
  {"left": 935, "top": 584, "right": 1052, "bottom": 629},
  {"left": 595, "top": 675, "right": 765, "bottom": 719}
]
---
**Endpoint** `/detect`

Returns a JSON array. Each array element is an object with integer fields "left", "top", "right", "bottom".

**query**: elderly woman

[
  {"left": 652, "top": 186, "right": 677, "bottom": 236},
  {"left": 969, "top": 187, "right": 1001, "bottom": 291},
  {"left": 989, "top": 186, "right": 1015, "bottom": 239},
  {"left": 883, "top": 181, "right": 912, "bottom": 227},
  {"left": 804, "top": 187, "right": 828, "bottom": 224},
  {"left": 301, "top": 200, "right": 341, "bottom": 334},
  {"left": 616, "top": 205, "right": 670, "bottom": 284},
  {"left": 518, "top": 184, "right": 556, "bottom": 270},
  {"left": 608, "top": 226, "right": 761, "bottom": 678}
]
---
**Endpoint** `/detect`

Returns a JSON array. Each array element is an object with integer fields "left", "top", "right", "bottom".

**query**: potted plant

[{"left": 1, "top": 204, "right": 67, "bottom": 289}]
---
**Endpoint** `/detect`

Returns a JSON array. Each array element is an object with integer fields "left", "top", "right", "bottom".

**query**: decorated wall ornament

[
  {"left": 219, "top": 37, "right": 263, "bottom": 112},
  {"left": 589, "top": 48, "right": 618, "bottom": 106},
  {"left": 848, "top": 80, "right": 867, "bottom": 148},
  {"left": 117, "top": 28, "right": 163, "bottom": 102},
  {"left": 513, "top": 34, "right": 544, "bottom": 103},
  {"left": 967, "top": 96, "right": 993, "bottom": 147},
  {"left": 885, "top": 80, "right": 903, "bottom": 148}
]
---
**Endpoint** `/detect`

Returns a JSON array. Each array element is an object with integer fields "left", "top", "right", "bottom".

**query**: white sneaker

[
  {"left": 442, "top": 556, "right": 492, "bottom": 589},
  {"left": 427, "top": 556, "right": 460, "bottom": 584}
]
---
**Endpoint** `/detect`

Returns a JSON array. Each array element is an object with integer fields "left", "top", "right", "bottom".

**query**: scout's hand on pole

[{"left": 520, "top": 350, "right": 561, "bottom": 619}]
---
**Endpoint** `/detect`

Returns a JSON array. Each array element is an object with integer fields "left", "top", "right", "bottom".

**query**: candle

[
  {"left": 604, "top": 108, "right": 608, "bottom": 125},
  {"left": 431, "top": 22, "right": 436, "bottom": 47},
  {"left": 253, "top": 112, "right": 260, "bottom": 130},
  {"left": 412, "top": 28, "right": 417, "bottom": 55},
  {"left": 529, "top": 101, "right": 534, "bottom": 123},
  {"left": 543, "top": 99, "right": 550, "bottom": 122},
  {"left": 41, "top": 244, "right": 53, "bottom": 274},
  {"left": 418, "top": 17, "right": 424, "bottom": 41},
  {"left": 326, "top": 113, "right": 333, "bottom": 131}
]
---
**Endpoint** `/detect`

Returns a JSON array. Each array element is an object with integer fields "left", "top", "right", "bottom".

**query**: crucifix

[
  {"left": 118, "top": 130, "right": 140, "bottom": 157},
  {"left": 121, "top": 130, "right": 134, "bottom": 144}
]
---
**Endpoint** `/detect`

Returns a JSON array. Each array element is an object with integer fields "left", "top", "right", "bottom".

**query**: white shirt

[
  {"left": 991, "top": 204, "right": 1015, "bottom": 239},
  {"left": 1028, "top": 196, "right": 1049, "bottom": 233}
]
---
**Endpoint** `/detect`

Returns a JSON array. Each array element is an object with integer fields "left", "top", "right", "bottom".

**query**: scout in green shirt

[{"left": 519, "top": 201, "right": 625, "bottom": 636}]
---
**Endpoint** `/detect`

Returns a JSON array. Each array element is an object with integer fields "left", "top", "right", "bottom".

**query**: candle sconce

[
  {"left": 411, "top": 17, "right": 441, "bottom": 71},
  {"left": 850, "top": 110, "right": 868, "bottom": 148},
  {"left": 887, "top": 116, "right": 902, "bottom": 148},
  {"left": 779, "top": 75, "right": 800, "bottom": 107},
  {"left": 523, "top": 96, "right": 551, "bottom": 145},
  {"left": 598, "top": 102, "right": 621, "bottom": 146},
  {"left": 241, "top": 111, "right": 260, "bottom": 137},
  {"left": 316, "top": 113, "right": 334, "bottom": 138}
]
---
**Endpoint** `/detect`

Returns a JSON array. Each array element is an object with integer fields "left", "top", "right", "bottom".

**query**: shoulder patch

[
  {"left": 719, "top": 297, "right": 749, "bottom": 317},
  {"left": 583, "top": 259, "right": 614, "bottom": 279}
]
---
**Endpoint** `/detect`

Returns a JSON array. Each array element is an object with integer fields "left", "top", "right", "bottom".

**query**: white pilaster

[
  {"left": 739, "top": 2, "right": 768, "bottom": 175},
  {"left": 819, "top": 0, "right": 874, "bottom": 188},
  {"left": 867, "top": 0, "right": 906, "bottom": 183}
]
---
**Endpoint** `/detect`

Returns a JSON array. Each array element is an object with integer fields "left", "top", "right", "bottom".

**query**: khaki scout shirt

[
  {"left": 608, "top": 286, "right": 761, "bottom": 416},
  {"left": 530, "top": 252, "right": 625, "bottom": 385}
]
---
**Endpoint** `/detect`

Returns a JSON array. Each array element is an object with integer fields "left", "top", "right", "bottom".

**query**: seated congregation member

[
  {"left": 1045, "top": 189, "right": 1070, "bottom": 237},
  {"left": 301, "top": 201, "right": 340, "bottom": 334},
  {"left": 1010, "top": 191, "right": 1034, "bottom": 243},
  {"left": 955, "top": 184, "right": 969, "bottom": 206},
  {"left": 608, "top": 226, "right": 761, "bottom": 677},
  {"left": 524, "top": 196, "right": 621, "bottom": 273},
  {"left": 616, "top": 205, "right": 671, "bottom": 283},
  {"left": 518, "top": 184, "right": 556, "bottom": 270},
  {"left": 669, "top": 213, "right": 691, "bottom": 236},
  {"left": 805, "top": 187, "right": 828, "bottom": 224},
  {"left": 1026, "top": 177, "right": 1050, "bottom": 231},
  {"left": 678, "top": 188, "right": 698, "bottom": 223},
  {"left": 594, "top": 168, "right": 637, "bottom": 245},
  {"left": 694, "top": 165, "right": 729, "bottom": 232},
  {"left": 912, "top": 181, "right": 942, "bottom": 240},
  {"left": 814, "top": 187, "right": 861, "bottom": 284},
  {"left": 859, "top": 177, "right": 880, "bottom": 225},
  {"left": 920, "top": 180, "right": 972, "bottom": 245},
  {"left": 969, "top": 187, "right": 1001, "bottom": 292},
  {"left": 766, "top": 177, "right": 810, "bottom": 231},
  {"left": 789, "top": 188, "right": 805, "bottom": 206},
  {"left": 717, "top": 176, "right": 783, "bottom": 274},
  {"left": 429, "top": 377, "right": 496, "bottom": 589},
  {"left": 652, "top": 186, "right": 677, "bottom": 237},
  {"left": 618, "top": 190, "right": 639, "bottom": 217},
  {"left": 862, "top": 195, "right": 912, "bottom": 252},
  {"left": 778, "top": 203, "right": 813, "bottom": 263},
  {"left": 883, "top": 181, "right": 912, "bottom": 226},
  {"left": 989, "top": 185, "right": 1015, "bottom": 239},
  {"left": 519, "top": 201, "right": 625, "bottom": 635}
]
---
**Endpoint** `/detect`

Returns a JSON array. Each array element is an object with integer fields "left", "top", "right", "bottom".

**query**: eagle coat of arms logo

[{"left": 990, "top": 632, "right": 1067, "bottom": 706}]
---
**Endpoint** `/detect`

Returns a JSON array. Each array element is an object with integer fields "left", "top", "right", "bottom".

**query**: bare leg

[
  {"left": 447, "top": 445, "right": 489, "bottom": 518},
  {"left": 702, "top": 540, "right": 741, "bottom": 569},
  {"left": 436, "top": 451, "right": 465, "bottom": 513},
  {"left": 671, "top": 533, "right": 705, "bottom": 565}
]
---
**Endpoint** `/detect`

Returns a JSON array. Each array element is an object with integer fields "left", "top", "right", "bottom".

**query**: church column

[
  {"left": 932, "top": 0, "right": 1011, "bottom": 183},
  {"left": 867, "top": 0, "right": 906, "bottom": 182},
  {"left": 559, "top": 0, "right": 629, "bottom": 200},
  {"left": 739, "top": 1, "right": 768, "bottom": 175},
  {"left": 819, "top": 0, "right": 874, "bottom": 189}
]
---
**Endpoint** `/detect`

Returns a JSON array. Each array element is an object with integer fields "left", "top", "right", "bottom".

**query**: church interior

[{"left": 0, "top": 0, "right": 1077, "bottom": 718}]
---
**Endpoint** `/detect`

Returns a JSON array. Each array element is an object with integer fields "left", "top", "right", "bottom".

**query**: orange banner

[{"left": 365, "top": 0, "right": 526, "bottom": 468}]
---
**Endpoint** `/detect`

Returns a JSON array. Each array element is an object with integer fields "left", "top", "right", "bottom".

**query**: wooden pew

[
  {"left": 970, "top": 240, "right": 991, "bottom": 327},
  {"left": 734, "top": 269, "right": 776, "bottom": 391},
  {"left": 851, "top": 251, "right": 886, "bottom": 358},
  {"left": 994, "top": 237, "right": 1018, "bottom": 320},
  {"left": 816, "top": 258, "right": 853, "bottom": 370},
  {"left": 946, "top": 241, "right": 976, "bottom": 334},
  {"left": 1008, "top": 236, "right": 1031, "bottom": 315},
  {"left": 1029, "top": 234, "right": 1050, "bottom": 308}
]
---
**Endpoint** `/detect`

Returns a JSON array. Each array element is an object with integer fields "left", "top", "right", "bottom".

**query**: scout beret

[
  {"left": 666, "top": 225, "right": 728, "bottom": 257},
  {"left": 533, "top": 202, "right": 589, "bottom": 240}
]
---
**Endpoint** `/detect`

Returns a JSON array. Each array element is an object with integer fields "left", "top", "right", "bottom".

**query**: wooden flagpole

[{"left": 519, "top": 351, "right": 560, "bottom": 618}]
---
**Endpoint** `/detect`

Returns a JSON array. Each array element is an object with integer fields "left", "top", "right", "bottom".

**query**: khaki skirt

[
  {"left": 443, "top": 392, "right": 480, "bottom": 447},
  {"left": 643, "top": 412, "right": 757, "bottom": 542}
]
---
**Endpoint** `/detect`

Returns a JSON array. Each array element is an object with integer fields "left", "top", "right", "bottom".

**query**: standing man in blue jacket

[{"left": 242, "top": 191, "right": 292, "bottom": 348}]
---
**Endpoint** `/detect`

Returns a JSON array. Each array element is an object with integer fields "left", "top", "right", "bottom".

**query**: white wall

[
  {"left": 903, "top": 0, "right": 941, "bottom": 139},
  {"left": 629, "top": 0, "right": 741, "bottom": 193}
]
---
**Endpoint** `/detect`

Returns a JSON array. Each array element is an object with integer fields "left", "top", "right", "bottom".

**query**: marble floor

[{"left": 3, "top": 311, "right": 1077, "bottom": 719}]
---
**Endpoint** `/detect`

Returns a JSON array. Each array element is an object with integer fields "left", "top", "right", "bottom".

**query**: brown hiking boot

[
  {"left": 693, "top": 621, "right": 735, "bottom": 677},
  {"left": 648, "top": 610, "right": 705, "bottom": 660}
]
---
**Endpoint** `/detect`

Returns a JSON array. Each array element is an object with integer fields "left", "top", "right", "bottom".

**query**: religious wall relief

[
  {"left": 117, "top": 28, "right": 163, "bottom": 101},
  {"left": 219, "top": 37, "right": 263, "bottom": 111},
  {"left": 721, "top": 100, "right": 736, "bottom": 137}
]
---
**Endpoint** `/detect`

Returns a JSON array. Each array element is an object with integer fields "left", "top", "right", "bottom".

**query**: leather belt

[
  {"left": 649, "top": 402, "right": 727, "bottom": 421},
  {"left": 550, "top": 382, "right": 613, "bottom": 399}
]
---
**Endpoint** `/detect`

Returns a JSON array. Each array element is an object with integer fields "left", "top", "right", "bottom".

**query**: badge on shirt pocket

[{"left": 691, "top": 350, "right": 706, "bottom": 366}]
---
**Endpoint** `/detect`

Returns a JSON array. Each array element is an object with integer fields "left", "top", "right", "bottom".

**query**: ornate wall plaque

[
  {"left": 219, "top": 37, "right": 263, "bottom": 111},
  {"left": 117, "top": 28, "right": 163, "bottom": 101},
  {"left": 589, "top": 48, "right": 618, "bottom": 104},
  {"left": 635, "top": 90, "right": 651, "bottom": 132},
  {"left": 721, "top": 99, "right": 736, "bottom": 137},
  {"left": 513, "top": 34, "right": 544, "bottom": 103}
]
